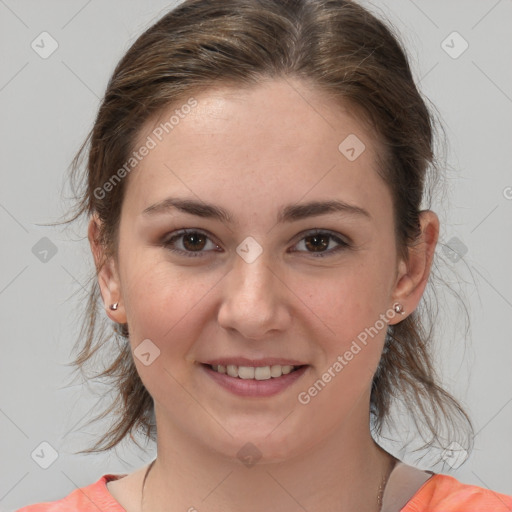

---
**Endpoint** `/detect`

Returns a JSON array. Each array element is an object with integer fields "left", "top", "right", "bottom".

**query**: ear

[
  {"left": 388, "top": 210, "right": 439, "bottom": 325},
  {"left": 88, "top": 214, "right": 127, "bottom": 324}
]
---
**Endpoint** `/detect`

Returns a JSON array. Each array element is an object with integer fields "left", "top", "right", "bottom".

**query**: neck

[{"left": 142, "top": 404, "right": 396, "bottom": 512}]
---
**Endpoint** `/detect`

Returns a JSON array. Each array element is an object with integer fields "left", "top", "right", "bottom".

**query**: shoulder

[
  {"left": 15, "top": 474, "right": 127, "bottom": 512},
  {"left": 403, "top": 473, "right": 512, "bottom": 512}
]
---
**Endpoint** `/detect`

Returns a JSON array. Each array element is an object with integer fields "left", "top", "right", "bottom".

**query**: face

[{"left": 96, "top": 77, "right": 419, "bottom": 461}]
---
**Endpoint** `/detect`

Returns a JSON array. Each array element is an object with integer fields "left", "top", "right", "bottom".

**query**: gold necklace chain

[{"left": 140, "top": 457, "right": 396, "bottom": 512}]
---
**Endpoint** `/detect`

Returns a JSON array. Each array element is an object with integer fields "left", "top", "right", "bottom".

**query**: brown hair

[{"left": 64, "top": 0, "right": 473, "bottom": 462}]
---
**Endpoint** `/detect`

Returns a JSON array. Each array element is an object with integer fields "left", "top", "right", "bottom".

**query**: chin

[{"left": 203, "top": 425, "right": 315, "bottom": 465}]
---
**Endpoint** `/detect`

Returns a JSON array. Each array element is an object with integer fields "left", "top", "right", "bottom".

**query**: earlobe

[
  {"left": 87, "top": 214, "right": 127, "bottom": 324},
  {"left": 389, "top": 210, "right": 439, "bottom": 323}
]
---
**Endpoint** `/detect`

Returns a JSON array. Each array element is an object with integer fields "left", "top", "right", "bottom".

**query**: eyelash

[{"left": 162, "top": 228, "right": 350, "bottom": 258}]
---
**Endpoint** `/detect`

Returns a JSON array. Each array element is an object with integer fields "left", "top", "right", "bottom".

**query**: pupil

[
  {"left": 305, "top": 234, "right": 328, "bottom": 252},
  {"left": 183, "top": 233, "right": 206, "bottom": 251}
]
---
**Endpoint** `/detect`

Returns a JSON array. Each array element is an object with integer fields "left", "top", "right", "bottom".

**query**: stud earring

[
  {"left": 109, "top": 302, "right": 119, "bottom": 311},
  {"left": 393, "top": 302, "right": 405, "bottom": 315}
]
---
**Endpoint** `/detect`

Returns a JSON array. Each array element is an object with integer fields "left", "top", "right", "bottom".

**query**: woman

[{"left": 17, "top": 0, "right": 512, "bottom": 511}]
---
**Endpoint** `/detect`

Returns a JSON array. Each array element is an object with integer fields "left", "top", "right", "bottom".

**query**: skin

[{"left": 89, "top": 77, "right": 439, "bottom": 512}]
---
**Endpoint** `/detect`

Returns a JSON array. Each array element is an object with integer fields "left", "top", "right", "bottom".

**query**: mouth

[
  {"left": 199, "top": 360, "right": 310, "bottom": 397},
  {"left": 203, "top": 363, "right": 307, "bottom": 380}
]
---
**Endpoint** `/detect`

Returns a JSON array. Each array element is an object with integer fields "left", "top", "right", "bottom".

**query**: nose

[{"left": 217, "top": 251, "right": 292, "bottom": 340}]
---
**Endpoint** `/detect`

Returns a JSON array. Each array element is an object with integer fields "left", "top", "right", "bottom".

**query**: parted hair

[{"left": 65, "top": 0, "right": 473, "bottom": 461}]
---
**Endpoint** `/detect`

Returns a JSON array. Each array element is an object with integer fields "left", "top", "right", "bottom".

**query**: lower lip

[{"left": 200, "top": 364, "right": 309, "bottom": 397}]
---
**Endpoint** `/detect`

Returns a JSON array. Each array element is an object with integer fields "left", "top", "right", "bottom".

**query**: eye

[
  {"left": 162, "top": 228, "right": 350, "bottom": 258},
  {"left": 290, "top": 229, "right": 350, "bottom": 257},
  {"left": 162, "top": 229, "right": 221, "bottom": 257}
]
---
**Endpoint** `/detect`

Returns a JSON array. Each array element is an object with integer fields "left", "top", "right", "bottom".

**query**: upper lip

[{"left": 201, "top": 357, "right": 308, "bottom": 367}]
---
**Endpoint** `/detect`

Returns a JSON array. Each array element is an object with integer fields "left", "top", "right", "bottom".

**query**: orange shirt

[{"left": 16, "top": 472, "right": 512, "bottom": 512}]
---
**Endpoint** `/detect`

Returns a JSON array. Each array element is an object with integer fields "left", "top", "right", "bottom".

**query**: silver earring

[
  {"left": 109, "top": 302, "right": 119, "bottom": 311},
  {"left": 393, "top": 302, "right": 405, "bottom": 315}
]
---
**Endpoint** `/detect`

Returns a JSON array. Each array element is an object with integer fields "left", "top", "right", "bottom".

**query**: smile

[
  {"left": 208, "top": 363, "right": 302, "bottom": 380},
  {"left": 200, "top": 362, "right": 309, "bottom": 397}
]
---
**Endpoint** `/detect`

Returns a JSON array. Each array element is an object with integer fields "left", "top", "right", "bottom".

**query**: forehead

[{"left": 125, "top": 77, "right": 390, "bottom": 220}]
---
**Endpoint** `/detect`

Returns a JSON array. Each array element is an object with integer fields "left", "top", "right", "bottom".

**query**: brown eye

[
  {"left": 292, "top": 230, "right": 350, "bottom": 257},
  {"left": 304, "top": 233, "right": 330, "bottom": 252},
  {"left": 163, "top": 229, "right": 220, "bottom": 257},
  {"left": 181, "top": 232, "right": 207, "bottom": 251}
]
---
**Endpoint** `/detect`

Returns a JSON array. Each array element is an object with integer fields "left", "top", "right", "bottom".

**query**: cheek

[
  {"left": 123, "top": 259, "right": 214, "bottom": 335},
  {"left": 295, "top": 269, "right": 390, "bottom": 420},
  {"left": 121, "top": 261, "right": 221, "bottom": 399},
  {"left": 297, "top": 260, "right": 391, "bottom": 346}
]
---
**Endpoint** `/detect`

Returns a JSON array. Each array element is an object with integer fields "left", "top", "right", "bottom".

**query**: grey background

[{"left": 1, "top": 0, "right": 511, "bottom": 510}]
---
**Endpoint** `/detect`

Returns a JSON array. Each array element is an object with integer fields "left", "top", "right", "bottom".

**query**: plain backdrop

[{"left": 1, "top": 0, "right": 511, "bottom": 510}]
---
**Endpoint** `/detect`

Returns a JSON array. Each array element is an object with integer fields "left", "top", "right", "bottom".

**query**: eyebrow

[{"left": 142, "top": 197, "right": 372, "bottom": 223}]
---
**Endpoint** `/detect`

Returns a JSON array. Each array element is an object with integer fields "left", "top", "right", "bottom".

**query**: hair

[{"left": 63, "top": 0, "right": 473, "bottom": 463}]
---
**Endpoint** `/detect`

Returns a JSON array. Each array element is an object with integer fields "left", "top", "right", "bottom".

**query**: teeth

[
  {"left": 226, "top": 365, "right": 238, "bottom": 378},
  {"left": 281, "top": 365, "right": 293, "bottom": 375},
  {"left": 211, "top": 364, "right": 298, "bottom": 380},
  {"left": 238, "top": 366, "right": 255, "bottom": 379},
  {"left": 254, "top": 366, "right": 271, "bottom": 380},
  {"left": 270, "top": 365, "right": 284, "bottom": 377}
]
